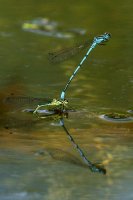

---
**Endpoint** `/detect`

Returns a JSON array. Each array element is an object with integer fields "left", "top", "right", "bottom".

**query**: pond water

[{"left": 0, "top": 0, "right": 133, "bottom": 199}]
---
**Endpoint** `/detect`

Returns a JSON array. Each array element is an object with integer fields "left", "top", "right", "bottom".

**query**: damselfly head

[
  {"left": 103, "top": 32, "right": 111, "bottom": 40},
  {"left": 94, "top": 32, "right": 111, "bottom": 45}
]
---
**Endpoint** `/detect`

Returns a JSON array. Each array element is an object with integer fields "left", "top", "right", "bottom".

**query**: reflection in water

[
  {"left": 60, "top": 118, "right": 106, "bottom": 174},
  {"left": 1, "top": 86, "right": 133, "bottom": 199},
  {"left": 2, "top": 91, "right": 106, "bottom": 174},
  {"left": 22, "top": 18, "right": 86, "bottom": 39}
]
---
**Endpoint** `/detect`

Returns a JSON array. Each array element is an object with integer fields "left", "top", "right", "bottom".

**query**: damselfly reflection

[{"left": 60, "top": 119, "right": 106, "bottom": 174}]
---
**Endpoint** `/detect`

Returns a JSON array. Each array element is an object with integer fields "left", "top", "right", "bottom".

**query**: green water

[{"left": 0, "top": 0, "right": 133, "bottom": 200}]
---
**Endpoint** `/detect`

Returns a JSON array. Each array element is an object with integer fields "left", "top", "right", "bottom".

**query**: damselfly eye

[{"left": 104, "top": 32, "right": 111, "bottom": 38}]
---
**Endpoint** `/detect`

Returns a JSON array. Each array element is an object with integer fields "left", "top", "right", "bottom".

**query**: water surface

[{"left": 0, "top": 0, "right": 133, "bottom": 199}]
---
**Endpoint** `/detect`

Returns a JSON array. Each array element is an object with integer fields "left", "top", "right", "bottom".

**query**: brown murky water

[{"left": 0, "top": 0, "right": 133, "bottom": 199}]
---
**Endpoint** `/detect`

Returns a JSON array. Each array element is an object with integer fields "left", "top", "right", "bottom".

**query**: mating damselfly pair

[
  {"left": 4, "top": 32, "right": 111, "bottom": 174},
  {"left": 33, "top": 32, "right": 111, "bottom": 113},
  {"left": 6, "top": 32, "right": 111, "bottom": 113}
]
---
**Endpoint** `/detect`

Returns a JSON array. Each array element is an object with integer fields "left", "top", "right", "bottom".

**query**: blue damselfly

[{"left": 60, "top": 32, "right": 111, "bottom": 100}]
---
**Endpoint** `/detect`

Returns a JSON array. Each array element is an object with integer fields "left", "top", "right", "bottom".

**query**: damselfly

[
  {"left": 48, "top": 33, "right": 110, "bottom": 63},
  {"left": 5, "top": 33, "right": 111, "bottom": 114},
  {"left": 32, "top": 33, "right": 111, "bottom": 114},
  {"left": 60, "top": 32, "right": 111, "bottom": 100}
]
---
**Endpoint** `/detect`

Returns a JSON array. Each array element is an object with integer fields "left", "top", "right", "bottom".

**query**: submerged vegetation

[
  {"left": 100, "top": 112, "right": 133, "bottom": 123},
  {"left": 22, "top": 18, "right": 86, "bottom": 39}
]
